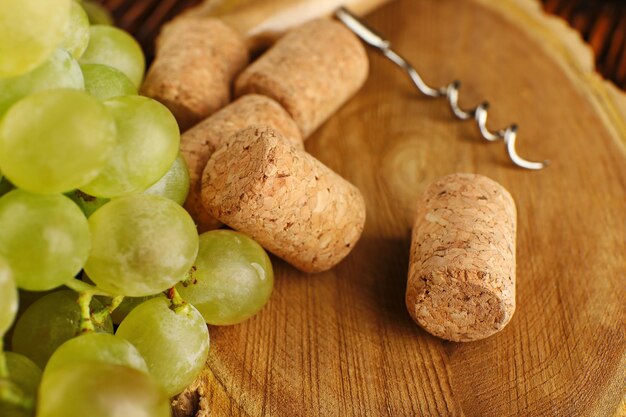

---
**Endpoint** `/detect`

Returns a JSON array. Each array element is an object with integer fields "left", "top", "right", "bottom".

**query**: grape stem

[
  {"left": 0, "top": 380, "right": 34, "bottom": 412},
  {"left": 65, "top": 278, "right": 117, "bottom": 297},
  {"left": 0, "top": 341, "right": 34, "bottom": 412},
  {"left": 165, "top": 286, "right": 190, "bottom": 315},
  {"left": 77, "top": 291, "right": 96, "bottom": 333},
  {"left": 92, "top": 295, "right": 124, "bottom": 325}
]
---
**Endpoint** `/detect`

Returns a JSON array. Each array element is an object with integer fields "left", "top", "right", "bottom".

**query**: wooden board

[{"left": 178, "top": 0, "right": 626, "bottom": 415}]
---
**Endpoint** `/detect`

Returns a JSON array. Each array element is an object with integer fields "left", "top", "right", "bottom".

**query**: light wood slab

[{"left": 176, "top": 0, "right": 626, "bottom": 415}]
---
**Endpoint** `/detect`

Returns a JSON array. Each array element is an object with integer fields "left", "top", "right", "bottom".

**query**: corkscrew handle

[{"left": 335, "top": 7, "right": 548, "bottom": 171}]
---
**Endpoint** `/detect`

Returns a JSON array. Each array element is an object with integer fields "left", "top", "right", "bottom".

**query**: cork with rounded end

[
  {"left": 201, "top": 126, "right": 366, "bottom": 273},
  {"left": 141, "top": 17, "right": 249, "bottom": 131},
  {"left": 406, "top": 173, "right": 517, "bottom": 342},
  {"left": 234, "top": 19, "right": 368, "bottom": 138},
  {"left": 181, "top": 94, "right": 303, "bottom": 232}
]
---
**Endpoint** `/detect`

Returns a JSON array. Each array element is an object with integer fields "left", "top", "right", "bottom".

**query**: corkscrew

[{"left": 335, "top": 7, "right": 548, "bottom": 170}]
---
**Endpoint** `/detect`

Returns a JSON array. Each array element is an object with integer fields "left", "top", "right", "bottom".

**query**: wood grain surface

[{"left": 172, "top": 0, "right": 626, "bottom": 415}]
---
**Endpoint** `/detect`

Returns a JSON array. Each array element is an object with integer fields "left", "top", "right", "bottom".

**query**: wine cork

[
  {"left": 181, "top": 94, "right": 303, "bottom": 232},
  {"left": 201, "top": 126, "right": 366, "bottom": 273},
  {"left": 141, "top": 17, "right": 249, "bottom": 131},
  {"left": 406, "top": 173, "right": 517, "bottom": 342},
  {"left": 234, "top": 19, "right": 368, "bottom": 138}
]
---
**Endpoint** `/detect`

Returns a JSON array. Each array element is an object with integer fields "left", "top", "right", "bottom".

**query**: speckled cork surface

[
  {"left": 171, "top": 368, "right": 210, "bottom": 417},
  {"left": 201, "top": 126, "right": 366, "bottom": 273},
  {"left": 234, "top": 19, "right": 369, "bottom": 138},
  {"left": 406, "top": 173, "right": 517, "bottom": 342},
  {"left": 141, "top": 17, "right": 249, "bottom": 131},
  {"left": 181, "top": 94, "right": 303, "bottom": 232}
]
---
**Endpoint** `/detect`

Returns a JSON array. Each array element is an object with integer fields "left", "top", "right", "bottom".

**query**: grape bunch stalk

[{"left": 0, "top": 1, "right": 275, "bottom": 415}]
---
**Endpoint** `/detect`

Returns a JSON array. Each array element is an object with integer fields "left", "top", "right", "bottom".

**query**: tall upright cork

[
  {"left": 234, "top": 19, "right": 369, "bottom": 138},
  {"left": 181, "top": 94, "right": 303, "bottom": 232},
  {"left": 201, "top": 126, "right": 366, "bottom": 273},
  {"left": 406, "top": 173, "right": 517, "bottom": 342},
  {"left": 141, "top": 17, "right": 249, "bottom": 131}
]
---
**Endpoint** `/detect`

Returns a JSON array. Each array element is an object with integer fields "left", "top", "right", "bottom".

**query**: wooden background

[{"left": 105, "top": 0, "right": 626, "bottom": 415}]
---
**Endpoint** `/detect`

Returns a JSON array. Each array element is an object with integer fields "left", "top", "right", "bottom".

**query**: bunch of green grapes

[{"left": 0, "top": 2, "right": 276, "bottom": 416}]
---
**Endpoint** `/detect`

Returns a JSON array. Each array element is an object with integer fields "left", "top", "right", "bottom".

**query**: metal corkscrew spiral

[{"left": 335, "top": 7, "right": 548, "bottom": 170}]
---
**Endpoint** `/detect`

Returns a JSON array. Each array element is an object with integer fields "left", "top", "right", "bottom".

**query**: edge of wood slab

[
  {"left": 484, "top": 0, "right": 626, "bottom": 153},
  {"left": 172, "top": 0, "right": 626, "bottom": 415},
  {"left": 185, "top": 0, "right": 393, "bottom": 51}
]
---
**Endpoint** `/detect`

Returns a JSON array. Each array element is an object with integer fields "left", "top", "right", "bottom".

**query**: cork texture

[
  {"left": 141, "top": 17, "right": 249, "bottom": 131},
  {"left": 234, "top": 19, "right": 369, "bottom": 138},
  {"left": 201, "top": 126, "right": 366, "bottom": 273},
  {"left": 171, "top": 372, "right": 210, "bottom": 417},
  {"left": 406, "top": 173, "right": 517, "bottom": 342},
  {"left": 181, "top": 94, "right": 303, "bottom": 232}
]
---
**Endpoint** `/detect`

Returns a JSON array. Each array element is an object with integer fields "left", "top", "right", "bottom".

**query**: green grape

[
  {"left": 0, "top": 352, "right": 41, "bottom": 417},
  {"left": 82, "top": 1, "right": 113, "bottom": 26},
  {"left": 81, "top": 95, "right": 179, "bottom": 198},
  {"left": 0, "top": 0, "right": 71, "bottom": 77},
  {"left": 144, "top": 153, "right": 190, "bottom": 205},
  {"left": 61, "top": 1, "right": 90, "bottom": 59},
  {"left": 11, "top": 291, "right": 113, "bottom": 368},
  {"left": 81, "top": 63, "right": 137, "bottom": 100},
  {"left": 15, "top": 289, "right": 57, "bottom": 320},
  {"left": 37, "top": 362, "right": 171, "bottom": 417},
  {"left": 177, "top": 230, "right": 274, "bottom": 325},
  {"left": 116, "top": 297, "right": 209, "bottom": 397},
  {"left": 84, "top": 195, "right": 199, "bottom": 297},
  {"left": 0, "top": 90, "right": 116, "bottom": 194},
  {"left": 44, "top": 333, "right": 148, "bottom": 379},
  {"left": 65, "top": 189, "right": 109, "bottom": 218},
  {"left": 0, "top": 258, "right": 17, "bottom": 335},
  {"left": 80, "top": 25, "right": 145, "bottom": 87},
  {"left": 0, "top": 49, "right": 84, "bottom": 116},
  {"left": 0, "top": 191, "right": 91, "bottom": 291},
  {"left": 4, "top": 352, "right": 42, "bottom": 396}
]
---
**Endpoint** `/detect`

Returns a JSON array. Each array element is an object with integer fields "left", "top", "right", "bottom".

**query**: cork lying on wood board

[
  {"left": 141, "top": 17, "right": 249, "bottom": 131},
  {"left": 166, "top": 0, "right": 626, "bottom": 415},
  {"left": 234, "top": 18, "right": 369, "bottom": 138},
  {"left": 180, "top": 94, "right": 303, "bottom": 232},
  {"left": 406, "top": 173, "right": 517, "bottom": 342},
  {"left": 201, "top": 126, "right": 366, "bottom": 273}
]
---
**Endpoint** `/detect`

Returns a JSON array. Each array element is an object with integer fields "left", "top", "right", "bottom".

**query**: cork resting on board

[
  {"left": 234, "top": 19, "right": 369, "bottom": 138},
  {"left": 141, "top": 17, "right": 249, "bottom": 131},
  {"left": 201, "top": 126, "right": 366, "bottom": 273},
  {"left": 181, "top": 94, "right": 303, "bottom": 232},
  {"left": 406, "top": 173, "right": 517, "bottom": 342}
]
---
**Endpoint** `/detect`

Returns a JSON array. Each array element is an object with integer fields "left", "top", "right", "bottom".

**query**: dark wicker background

[
  {"left": 543, "top": 0, "right": 626, "bottom": 88},
  {"left": 98, "top": 0, "right": 626, "bottom": 89}
]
